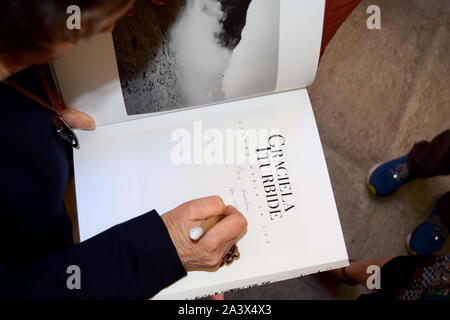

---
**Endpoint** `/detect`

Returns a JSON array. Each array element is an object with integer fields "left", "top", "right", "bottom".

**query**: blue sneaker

[
  {"left": 367, "top": 155, "right": 415, "bottom": 197},
  {"left": 407, "top": 207, "right": 449, "bottom": 255}
]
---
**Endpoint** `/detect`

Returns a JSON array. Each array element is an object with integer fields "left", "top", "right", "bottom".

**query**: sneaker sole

[
  {"left": 366, "top": 162, "right": 384, "bottom": 198},
  {"left": 405, "top": 232, "right": 418, "bottom": 256}
]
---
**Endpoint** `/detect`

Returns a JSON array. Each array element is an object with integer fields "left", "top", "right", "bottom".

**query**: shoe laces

[{"left": 390, "top": 163, "right": 410, "bottom": 182}]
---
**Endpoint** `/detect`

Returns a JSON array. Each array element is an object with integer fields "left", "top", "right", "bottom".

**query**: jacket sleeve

[{"left": 1, "top": 210, "right": 187, "bottom": 300}]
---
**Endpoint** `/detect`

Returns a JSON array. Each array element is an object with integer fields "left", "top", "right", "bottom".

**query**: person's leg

[
  {"left": 329, "top": 255, "right": 447, "bottom": 298},
  {"left": 367, "top": 129, "right": 450, "bottom": 197},
  {"left": 406, "top": 129, "right": 450, "bottom": 177},
  {"left": 376, "top": 255, "right": 450, "bottom": 300},
  {"left": 403, "top": 129, "right": 450, "bottom": 254},
  {"left": 329, "top": 257, "right": 393, "bottom": 285}
]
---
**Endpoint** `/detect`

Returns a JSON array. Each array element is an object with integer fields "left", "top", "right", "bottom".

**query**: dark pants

[
  {"left": 406, "top": 129, "right": 450, "bottom": 229},
  {"left": 375, "top": 255, "right": 450, "bottom": 300}
]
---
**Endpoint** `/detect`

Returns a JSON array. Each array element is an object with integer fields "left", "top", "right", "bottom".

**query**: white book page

[
  {"left": 53, "top": 0, "right": 325, "bottom": 127},
  {"left": 73, "top": 89, "right": 348, "bottom": 299}
]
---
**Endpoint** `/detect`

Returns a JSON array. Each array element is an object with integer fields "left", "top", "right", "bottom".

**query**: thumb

[{"left": 59, "top": 108, "right": 96, "bottom": 130}]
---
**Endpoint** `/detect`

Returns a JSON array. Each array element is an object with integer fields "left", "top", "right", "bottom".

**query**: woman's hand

[{"left": 161, "top": 196, "right": 248, "bottom": 272}]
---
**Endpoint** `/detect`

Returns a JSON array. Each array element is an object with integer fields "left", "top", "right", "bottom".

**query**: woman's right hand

[{"left": 161, "top": 196, "right": 248, "bottom": 271}]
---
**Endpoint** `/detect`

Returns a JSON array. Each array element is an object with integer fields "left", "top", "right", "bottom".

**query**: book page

[
  {"left": 52, "top": 0, "right": 325, "bottom": 127},
  {"left": 73, "top": 89, "right": 347, "bottom": 299}
]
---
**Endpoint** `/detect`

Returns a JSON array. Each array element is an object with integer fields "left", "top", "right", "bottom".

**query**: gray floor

[
  {"left": 225, "top": 0, "right": 450, "bottom": 300},
  {"left": 65, "top": 0, "right": 450, "bottom": 300}
]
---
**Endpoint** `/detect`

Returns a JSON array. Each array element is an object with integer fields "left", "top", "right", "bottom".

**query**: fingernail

[
  {"left": 83, "top": 116, "right": 96, "bottom": 130},
  {"left": 77, "top": 111, "right": 96, "bottom": 130}
]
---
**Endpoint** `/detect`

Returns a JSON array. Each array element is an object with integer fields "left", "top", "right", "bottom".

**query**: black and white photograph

[{"left": 112, "top": 0, "right": 280, "bottom": 116}]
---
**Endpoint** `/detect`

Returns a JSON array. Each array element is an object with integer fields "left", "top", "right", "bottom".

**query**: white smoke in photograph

[
  {"left": 170, "top": 0, "right": 233, "bottom": 106},
  {"left": 223, "top": 0, "right": 280, "bottom": 100}
]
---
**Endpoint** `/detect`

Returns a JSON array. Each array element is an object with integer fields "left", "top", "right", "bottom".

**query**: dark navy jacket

[{"left": 0, "top": 67, "right": 186, "bottom": 299}]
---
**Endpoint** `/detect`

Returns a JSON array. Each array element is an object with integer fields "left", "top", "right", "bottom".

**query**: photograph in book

[{"left": 112, "top": 0, "right": 280, "bottom": 115}]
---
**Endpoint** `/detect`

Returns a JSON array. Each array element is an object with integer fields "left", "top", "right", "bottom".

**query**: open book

[{"left": 52, "top": 0, "right": 348, "bottom": 299}]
